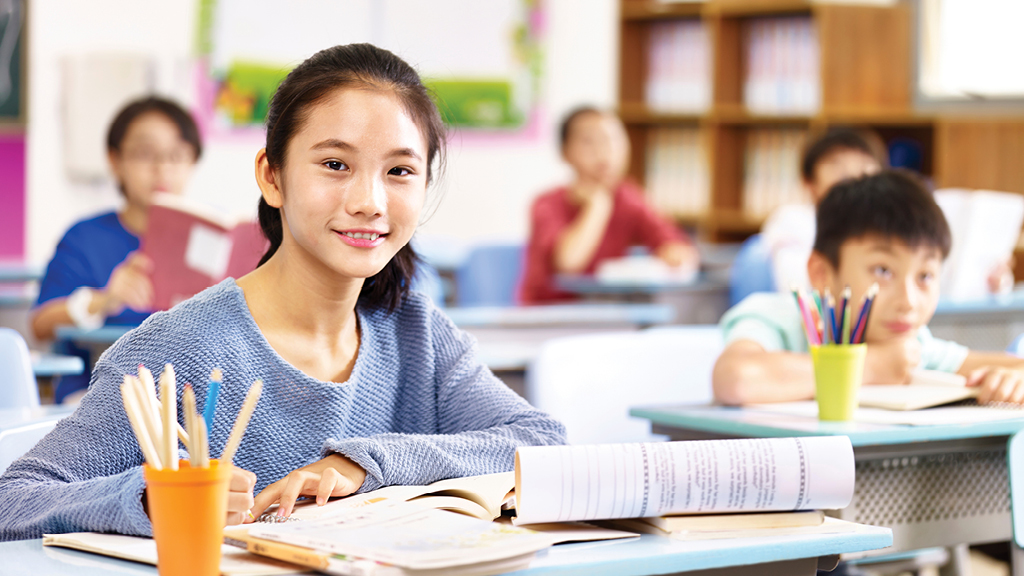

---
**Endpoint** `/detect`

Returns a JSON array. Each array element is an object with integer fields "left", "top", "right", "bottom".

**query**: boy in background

[
  {"left": 520, "top": 106, "right": 699, "bottom": 303},
  {"left": 714, "top": 170, "right": 1024, "bottom": 406}
]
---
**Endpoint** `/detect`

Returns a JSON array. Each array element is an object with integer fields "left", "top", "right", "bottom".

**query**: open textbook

[
  {"left": 246, "top": 500, "right": 554, "bottom": 572},
  {"left": 857, "top": 369, "right": 975, "bottom": 411},
  {"left": 934, "top": 189, "right": 1024, "bottom": 301},
  {"left": 513, "top": 436, "right": 855, "bottom": 524},
  {"left": 258, "top": 472, "right": 515, "bottom": 523}
]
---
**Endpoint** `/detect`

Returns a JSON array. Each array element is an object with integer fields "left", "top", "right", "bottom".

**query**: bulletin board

[
  {"left": 0, "top": 0, "right": 24, "bottom": 122},
  {"left": 194, "top": 0, "right": 544, "bottom": 137}
]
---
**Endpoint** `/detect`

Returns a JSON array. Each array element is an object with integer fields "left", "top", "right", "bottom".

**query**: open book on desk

[
  {"left": 257, "top": 472, "right": 514, "bottom": 523},
  {"left": 858, "top": 370, "right": 976, "bottom": 411},
  {"left": 513, "top": 436, "right": 855, "bottom": 525}
]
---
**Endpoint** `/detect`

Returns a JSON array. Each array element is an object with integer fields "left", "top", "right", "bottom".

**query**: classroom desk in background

[
  {"left": 0, "top": 261, "right": 44, "bottom": 284},
  {"left": 555, "top": 274, "right": 729, "bottom": 325},
  {"left": 630, "top": 403, "right": 1024, "bottom": 576},
  {"left": 931, "top": 291, "right": 1024, "bottom": 351},
  {"left": 0, "top": 525, "right": 892, "bottom": 576},
  {"left": 30, "top": 352, "right": 85, "bottom": 378}
]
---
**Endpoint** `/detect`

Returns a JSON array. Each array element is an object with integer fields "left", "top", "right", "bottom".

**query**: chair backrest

[
  {"left": 1008, "top": 333, "right": 1024, "bottom": 356},
  {"left": 728, "top": 234, "right": 775, "bottom": 306},
  {"left": 0, "top": 328, "right": 39, "bottom": 409},
  {"left": 0, "top": 419, "right": 58, "bottom": 474},
  {"left": 526, "top": 326, "right": 722, "bottom": 444},
  {"left": 455, "top": 243, "right": 524, "bottom": 307}
]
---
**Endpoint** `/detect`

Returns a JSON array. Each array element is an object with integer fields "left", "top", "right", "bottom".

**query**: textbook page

[{"left": 514, "top": 437, "right": 854, "bottom": 524}]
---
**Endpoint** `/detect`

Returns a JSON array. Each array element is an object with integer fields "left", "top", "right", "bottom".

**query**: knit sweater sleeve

[
  {"left": 323, "top": 308, "right": 567, "bottom": 491},
  {"left": 0, "top": 340, "right": 154, "bottom": 541}
]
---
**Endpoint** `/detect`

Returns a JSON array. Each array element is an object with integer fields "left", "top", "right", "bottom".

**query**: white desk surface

[
  {"left": 0, "top": 526, "right": 892, "bottom": 576},
  {"left": 0, "top": 405, "right": 75, "bottom": 430}
]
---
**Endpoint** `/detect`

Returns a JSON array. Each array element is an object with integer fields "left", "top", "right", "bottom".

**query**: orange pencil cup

[{"left": 144, "top": 460, "right": 231, "bottom": 576}]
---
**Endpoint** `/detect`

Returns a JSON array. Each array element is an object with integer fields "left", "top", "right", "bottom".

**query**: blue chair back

[
  {"left": 1009, "top": 333, "right": 1024, "bottom": 356},
  {"left": 455, "top": 244, "right": 524, "bottom": 307},
  {"left": 728, "top": 234, "right": 776, "bottom": 306},
  {"left": 0, "top": 328, "right": 39, "bottom": 409}
]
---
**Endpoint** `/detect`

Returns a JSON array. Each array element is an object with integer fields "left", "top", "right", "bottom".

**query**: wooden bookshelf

[{"left": 618, "top": 0, "right": 1024, "bottom": 242}]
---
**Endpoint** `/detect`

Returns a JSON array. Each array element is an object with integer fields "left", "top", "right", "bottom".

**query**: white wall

[{"left": 26, "top": 0, "right": 618, "bottom": 263}]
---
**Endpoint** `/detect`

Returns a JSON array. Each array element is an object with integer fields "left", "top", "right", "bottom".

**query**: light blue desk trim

[
  {"left": 0, "top": 261, "right": 44, "bottom": 283},
  {"left": 0, "top": 405, "right": 76, "bottom": 430},
  {"left": 31, "top": 353, "right": 85, "bottom": 377},
  {"left": 0, "top": 528, "right": 892, "bottom": 576},
  {"left": 445, "top": 303, "right": 675, "bottom": 328},
  {"left": 555, "top": 274, "right": 727, "bottom": 296},
  {"left": 0, "top": 286, "right": 36, "bottom": 307},
  {"left": 630, "top": 404, "right": 1024, "bottom": 447},
  {"left": 55, "top": 325, "right": 133, "bottom": 346}
]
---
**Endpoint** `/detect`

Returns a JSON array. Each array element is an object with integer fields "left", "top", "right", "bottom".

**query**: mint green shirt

[{"left": 721, "top": 293, "right": 969, "bottom": 373}]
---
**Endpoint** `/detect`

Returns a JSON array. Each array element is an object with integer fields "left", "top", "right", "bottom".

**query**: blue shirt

[
  {"left": 0, "top": 279, "right": 566, "bottom": 540},
  {"left": 36, "top": 211, "right": 149, "bottom": 326}
]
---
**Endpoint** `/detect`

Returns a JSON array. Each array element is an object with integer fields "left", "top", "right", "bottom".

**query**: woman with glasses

[{"left": 30, "top": 97, "right": 202, "bottom": 403}]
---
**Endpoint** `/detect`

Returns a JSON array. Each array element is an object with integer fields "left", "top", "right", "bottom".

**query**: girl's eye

[
  {"left": 920, "top": 272, "right": 936, "bottom": 284},
  {"left": 388, "top": 166, "right": 412, "bottom": 177},
  {"left": 324, "top": 160, "right": 347, "bottom": 171}
]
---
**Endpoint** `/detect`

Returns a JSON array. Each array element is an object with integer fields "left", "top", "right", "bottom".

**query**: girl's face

[
  {"left": 109, "top": 112, "right": 197, "bottom": 207},
  {"left": 263, "top": 87, "right": 428, "bottom": 280}
]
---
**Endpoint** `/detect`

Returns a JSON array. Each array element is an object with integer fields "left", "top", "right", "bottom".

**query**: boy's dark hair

[
  {"left": 258, "top": 43, "right": 447, "bottom": 312},
  {"left": 813, "top": 169, "right": 951, "bottom": 268},
  {"left": 801, "top": 127, "right": 887, "bottom": 183},
  {"left": 559, "top": 105, "right": 602, "bottom": 149},
  {"left": 107, "top": 96, "right": 203, "bottom": 159}
]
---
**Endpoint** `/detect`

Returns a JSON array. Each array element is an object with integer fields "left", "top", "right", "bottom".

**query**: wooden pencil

[
  {"left": 221, "top": 380, "right": 263, "bottom": 465},
  {"left": 198, "top": 418, "right": 210, "bottom": 468},
  {"left": 128, "top": 376, "right": 164, "bottom": 460},
  {"left": 159, "top": 364, "right": 178, "bottom": 471},
  {"left": 121, "top": 378, "right": 162, "bottom": 469},
  {"left": 183, "top": 384, "right": 201, "bottom": 468},
  {"left": 140, "top": 366, "right": 190, "bottom": 446}
]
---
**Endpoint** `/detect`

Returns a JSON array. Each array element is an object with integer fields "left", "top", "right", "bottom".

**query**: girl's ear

[
  {"left": 807, "top": 250, "right": 834, "bottom": 292},
  {"left": 254, "top": 148, "right": 284, "bottom": 208},
  {"left": 108, "top": 150, "right": 125, "bottom": 184}
]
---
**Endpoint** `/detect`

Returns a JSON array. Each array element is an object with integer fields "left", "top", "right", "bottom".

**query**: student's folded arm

[
  {"left": 957, "top": 351, "right": 1024, "bottom": 375},
  {"left": 322, "top": 317, "right": 566, "bottom": 492},
  {"left": 712, "top": 340, "right": 816, "bottom": 406},
  {"left": 0, "top": 356, "right": 153, "bottom": 541}
]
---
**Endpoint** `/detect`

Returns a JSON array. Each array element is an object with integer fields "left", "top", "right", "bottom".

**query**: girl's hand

[
  {"left": 226, "top": 467, "right": 257, "bottom": 526},
  {"left": 969, "top": 366, "right": 1024, "bottom": 405},
  {"left": 248, "top": 454, "right": 366, "bottom": 521},
  {"left": 102, "top": 252, "right": 154, "bottom": 314}
]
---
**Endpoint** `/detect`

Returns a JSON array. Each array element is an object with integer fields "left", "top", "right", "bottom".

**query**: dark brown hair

[
  {"left": 558, "top": 105, "right": 602, "bottom": 149},
  {"left": 107, "top": 96, "right": 202, "bottom": 159},
  {"left": 813, "top": 169, "right": 951, "bottom": 268},
  {"left": 800, "top": 127, "right": 887, "bottom": 183},
  {"left": 257, "top": 43, "right": 447, "bottom": 312}
]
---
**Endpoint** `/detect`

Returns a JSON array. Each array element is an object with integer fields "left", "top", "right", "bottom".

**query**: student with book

[
  {"left": 519, "top": 106, "right": 700, "bottom": 303},
  {"left": 0, "top": 43, "right": 565, "bottom": 541},
  {"left": 713, "top": 170, "right": 1024, "bottom": 406},
  {"left": 30, "top": 97, "right": 203, "bottom": 404}
]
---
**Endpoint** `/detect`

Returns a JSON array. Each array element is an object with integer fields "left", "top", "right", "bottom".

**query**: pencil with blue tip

[{"left": 203, "top": 368, "right": 223, "bottom": 435}]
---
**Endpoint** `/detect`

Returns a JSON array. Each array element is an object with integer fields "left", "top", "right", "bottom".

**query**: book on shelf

[
  {"left": 934, "top": 189, "right": 1024, "bottom": 301},
  {"left": 744, "top": 17, "right": 820, "bottom": 115},
  {"left": 646, "top": 19, "right": 711, "bottom": 113},
  {"left": 141, "top": 193, "right": 268, "bottom": 310},
  {"left": 246, "top": 500, "right": 554, "bottom": 573},
  {"left": 742, "top": 128, "right": 807, "bottom": 219},
  {"left": 513, "top": 436, "right": 855, "bottom": 525},
  {"left": 257, "top": 471, "right": 515, "bottom": 523},
  {"left": 645, "top": 127, "right": 710, "bottom": 218}
]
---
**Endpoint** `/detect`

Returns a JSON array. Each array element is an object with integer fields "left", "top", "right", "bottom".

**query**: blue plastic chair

[
  {"left": 454, "top": 244, "right": 525, "bottom": 307},
  {"left": 728, "top": 234, "right": 776, "bottom": 306},
  {"left": 0, "top": 328, "right": 40, "bottom": 409},
  {"left": 1008, "top": 333, "right": 1024, "bottom": 356}
]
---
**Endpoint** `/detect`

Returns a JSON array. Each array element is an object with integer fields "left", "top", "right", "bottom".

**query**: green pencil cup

[{"left": 810, "top": 344, "right": 867, "bottom": 422}]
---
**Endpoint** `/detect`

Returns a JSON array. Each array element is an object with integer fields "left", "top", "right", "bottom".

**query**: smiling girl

[{"left": 0, "top": 44, "right": 565, "bottom": 541}]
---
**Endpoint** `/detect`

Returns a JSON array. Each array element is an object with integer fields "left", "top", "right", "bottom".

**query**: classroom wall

[{"left": 25, "top": 0, "right": 618, "bottom": 264}]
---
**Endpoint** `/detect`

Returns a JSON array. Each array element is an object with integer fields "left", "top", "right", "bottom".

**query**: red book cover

[{"left": 141, "top": 194, "right": 268, "bottom": 310}]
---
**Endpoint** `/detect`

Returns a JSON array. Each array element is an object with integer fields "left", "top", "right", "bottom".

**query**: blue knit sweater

[{"left": 0, "top": 279, "right": 566, "bottom": 541}]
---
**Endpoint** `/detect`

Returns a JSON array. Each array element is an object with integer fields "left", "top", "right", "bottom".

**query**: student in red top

[{"left": 520, "top": 106, "right": 699, "bottom": 303}]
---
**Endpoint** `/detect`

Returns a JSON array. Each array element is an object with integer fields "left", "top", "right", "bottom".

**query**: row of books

[
  {"left": 646, "top": 19, "right": 712, "bottom": 113},
  {"left": 742, "top": 128, "right": 808, "bottom": 218},
  {"left": 743, "top": 17, "right": 820, "bottom": 114},
  {"left": 645, "top": 127, "right": 711, "bottom": 217}
]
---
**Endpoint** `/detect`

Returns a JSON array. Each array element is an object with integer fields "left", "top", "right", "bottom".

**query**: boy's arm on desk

[
  {"left": 958, "top": 351, "right": 1024, "bottom": 404},
  {"left": 712, "top": 340, "right": 815, "bottom": 405}
]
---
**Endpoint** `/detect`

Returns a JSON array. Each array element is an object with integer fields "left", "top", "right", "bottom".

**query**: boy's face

[
  {"left": 811, "top": 235, "right": 943, "bottom": 343},
  {"left": 561, "top": 112, "right": 630, "bottom": 188},
  {"left": 807, "top": 148, "right": 881, "bottom": 204}
]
